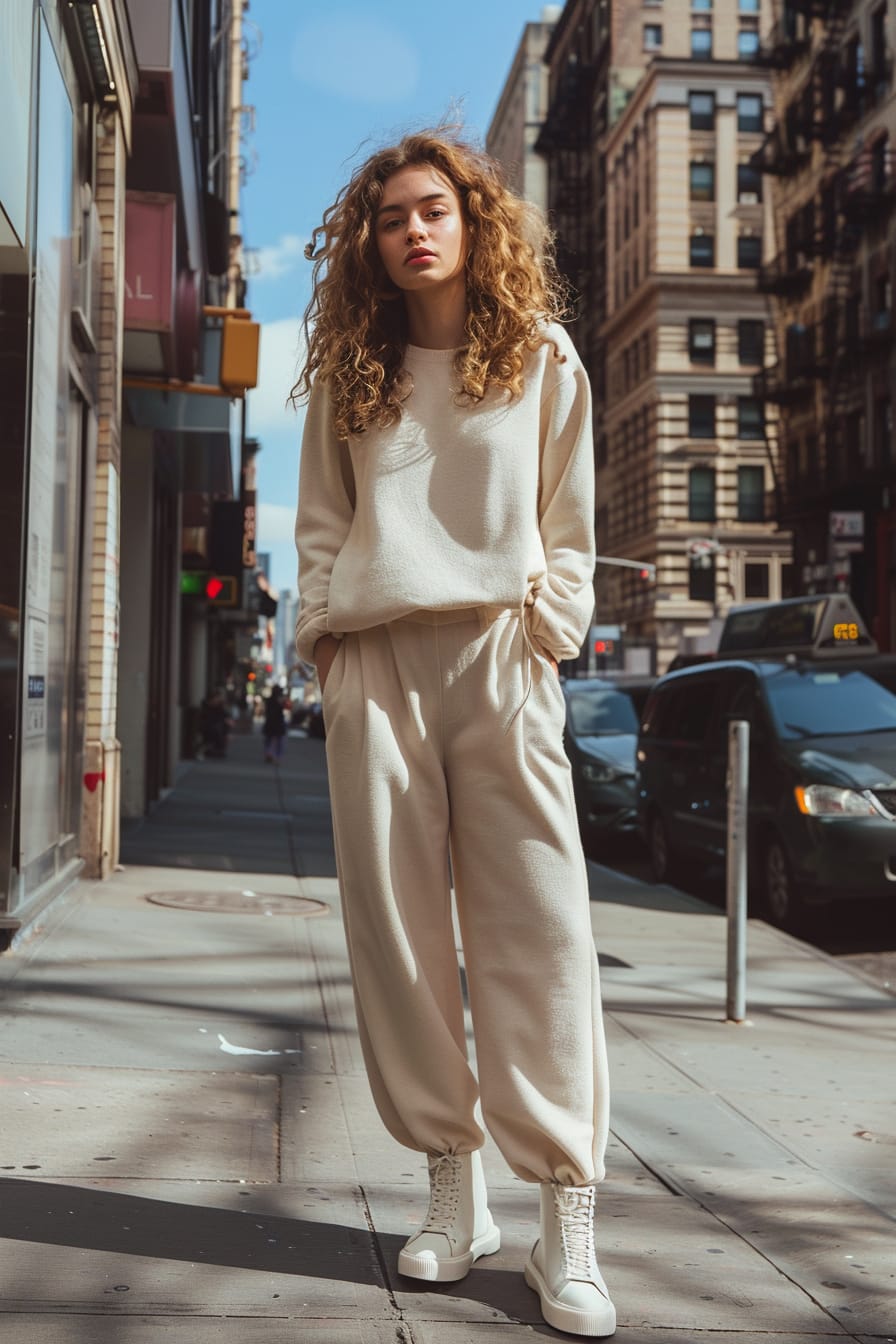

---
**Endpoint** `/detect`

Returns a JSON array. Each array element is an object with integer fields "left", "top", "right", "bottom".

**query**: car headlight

[
  {"left": 583, "top": 761, "right": 621, "bottom": 784},
  {"left": 794, "top": 784, "right": 876, "bottom": 817}
]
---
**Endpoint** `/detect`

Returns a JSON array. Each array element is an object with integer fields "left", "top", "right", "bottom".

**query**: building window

[
  {"left": 692, "top": 0, "right": 713, "bottom": 9},
  {"left": 737, "top": 235, "right": 762, "bottom": 269},
  {"left": 690, "top": 233, "right": 715, "bottom": 267},
  {"left": 737, "top": 396, "right": 764, "bottom": 439},
  {"left": 737, "top": 162, "right": 763, "bottom": 203},
  {"left": 737, "top": 465, "right": 765, "bottom": 520},
  {"left": 875, "top": 395, "right": 893, "bottom": 466},
  {"left": 689, "top": 554, "right": 716, "bottom": 602},
  {"left": 739, "top": 0, "right": 760, "bottom": 9},
  {"left": 688, "top": 465, "right": 717, "bottom": 520},
  {"left": 690, "top": 161, "right": 715, "bottom": 201},
  {"left": 744, "top": 561, "right": 770, "bottom": 598},
  {"left": 871, "top": 4, "right": 889, "bottom": 95},
  {"left": 689, "top": 318, "right": 716, "bottom": 364},
  {"left": 738, "top": 319, "right": 764, "bottom": 365},
  {"left": 644, "top": 24, "right": 663, "bottom": 51},
  {"left": 689, "top": 90, "right": 715, "bottom": 130},
  {"left": 737, "top": 93, "right": 763, "bottom": 133},
  {"left": 873, "top": 270, "right": 892, "bottom": 327},
  {"left": 689, "top": 396, "right": 716, "bottom": 440},
  {"left": 691, "top": 28, "right": 713, "bottom": 58},
  {"left": 737, "top": 28, "right": 760, "bottom": 58}
]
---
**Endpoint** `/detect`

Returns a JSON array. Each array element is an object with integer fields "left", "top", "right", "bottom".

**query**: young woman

[{"left": 293, "top": 131, "right": 615, "bottom": 1338}]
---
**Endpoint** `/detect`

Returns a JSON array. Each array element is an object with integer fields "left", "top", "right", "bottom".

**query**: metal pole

[{"left": 726, "top": 720, "right": 750, "bottom": 1023}]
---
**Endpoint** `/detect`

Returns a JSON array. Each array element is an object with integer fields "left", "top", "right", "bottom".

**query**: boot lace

[
  {"left": 554, "top": 1185, "right": 598, "bottom": 1281},
  {"left": 421, "top": 1154, "right": 463, "bottom": 1233}
]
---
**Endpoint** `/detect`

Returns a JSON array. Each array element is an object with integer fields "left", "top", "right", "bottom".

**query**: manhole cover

[{"left": 145, "top": 890, "right": 330, "bottom": 917}]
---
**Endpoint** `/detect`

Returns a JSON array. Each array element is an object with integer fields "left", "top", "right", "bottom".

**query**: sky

[{"left": 241, "top": 0, "right": 553, "bottom": 595}]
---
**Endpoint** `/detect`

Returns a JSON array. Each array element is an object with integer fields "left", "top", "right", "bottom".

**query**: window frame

[
  {"left": 736, "top": 92, "right": 763, "bottom": 133},
  {"left": 737, "top": 464, "right": 766, "bottom": 520},
  {"left": 737, "top": 234, "right": 762, "bottom": 269},
  {"left": 689, "top": 89, "right": 716, "bottom": 131},
  {"left": 737, "top": 27, "right": 760, "bottom": 58},
  {"left": 688, "top": 554, "right": 717, "bottom": 603},
  {"left": 688, "top": 317, "right": 716, "bottom": 365},
  {"left": 737, "top": 319, "right": 765, "bottom": 365},
  {"left": 689, "top": 160, "right": 716, "bottom": 202},
  {"left": 688, "top": 397, "right": 717, "bottom": 442},
  {"left": 643, "top": 22, "right": 663, "bottom": 51},
  {"left": 744, "top": 561, "right": 771, "bottom": 599},
  {"left": 690, "top": 233, "right": 715, "bottom": 268},
  {"left": 737, "top": 396, "right": 765, "bottom": 440},
  {"left": 691, "top": 28, "right": 713, "bottom": 59},
  {"left": 737, "top": 161, "right": 763, "bottom": 203}
]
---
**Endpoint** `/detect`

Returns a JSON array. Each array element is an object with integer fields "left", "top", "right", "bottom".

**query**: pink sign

[{"left": 124, "top": 192, "right": 176, "bottom": 331}]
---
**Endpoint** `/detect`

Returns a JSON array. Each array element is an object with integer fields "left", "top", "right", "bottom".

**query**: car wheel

[
  {"left": 648, "top": 810, "right": 677, "bottom": 884},
  {"left": 762, "top": 835, "right": 804, "bottom": 932}
]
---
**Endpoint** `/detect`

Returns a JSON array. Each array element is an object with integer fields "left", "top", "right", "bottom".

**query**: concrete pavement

[{"left": 0, "top": 727, "right": 893, "bottom": 1342}]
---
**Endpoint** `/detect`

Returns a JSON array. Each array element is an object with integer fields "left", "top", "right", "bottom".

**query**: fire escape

[
  {"left": 536, "top": 49, "right": 598, "bottom": 349},
  {"left": 752, "top": 0, "right": 896, "bottom": 516}
]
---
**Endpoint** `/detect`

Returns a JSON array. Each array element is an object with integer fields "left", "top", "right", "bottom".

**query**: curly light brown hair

[{"left": 291, "top": 129, "right": 569, "bottom": 438}]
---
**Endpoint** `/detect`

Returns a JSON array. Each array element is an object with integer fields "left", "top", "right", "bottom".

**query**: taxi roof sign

[{"left": 717, "top": 594, "right": 877, "bottom": 660}]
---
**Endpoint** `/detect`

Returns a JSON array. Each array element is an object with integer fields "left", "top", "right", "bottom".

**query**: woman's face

[{"left": 374, "top": 164, "right": 467, "bottom": 296}]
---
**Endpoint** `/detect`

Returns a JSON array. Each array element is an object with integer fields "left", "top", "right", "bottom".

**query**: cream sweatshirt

[{"left": 294, "top": 321, "right": 595, "bottom": 665}]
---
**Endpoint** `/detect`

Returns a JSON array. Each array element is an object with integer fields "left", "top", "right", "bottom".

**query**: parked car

[
  {"left": 636, "top": 594, "right": 896, "bottom": 930},
  {"left": 562, "top": 675, "right": 655, "bottom": 851}
]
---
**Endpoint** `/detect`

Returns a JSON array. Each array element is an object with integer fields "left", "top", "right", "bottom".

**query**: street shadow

[
  {"left": 0, "top": 1177, "right": 384, "bottom": 1282},
  {"left": 0, "top": 1177, "right": 561, "bottom": 1333}
]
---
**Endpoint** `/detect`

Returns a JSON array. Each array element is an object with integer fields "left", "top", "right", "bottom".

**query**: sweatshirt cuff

[
  {"left": 527, "top": 591, "right": 590, "bottom": 662},
  {"left": 295, "top": 611, "right": 342, "bottom": 666}
]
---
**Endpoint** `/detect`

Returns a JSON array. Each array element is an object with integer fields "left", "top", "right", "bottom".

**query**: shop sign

[
  {"left": 829, "top": 511, "right": 864, "bottom": 539},
  {"left": 124, "top": 192, "right": 176, "bottom": 330},
  {"left": 242, "top": 489, "right": 257, "bottom": 568}
]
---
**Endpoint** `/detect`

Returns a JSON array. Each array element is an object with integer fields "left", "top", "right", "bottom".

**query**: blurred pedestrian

[
  {"left": 198, "top": 689, "right": 229, "bottom": 758},
  {"left": 293, "top": 129, "right": 614, "bottom": 1337},
  {"left": 263, "top": 685, "right": 287, "bottom": 763}
]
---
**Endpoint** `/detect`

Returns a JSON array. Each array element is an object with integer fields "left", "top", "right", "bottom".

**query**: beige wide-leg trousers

[{"left": 323, "top": 608, "right": 610, "bottom": 1186}]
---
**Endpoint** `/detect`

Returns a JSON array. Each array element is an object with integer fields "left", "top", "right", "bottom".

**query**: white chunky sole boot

[
  {"left": 524, "top": 1183, "right": 616, "bottom": 1337},
  {"left": 397, "top": 1150, "right": 501, "bottom": 1283}
]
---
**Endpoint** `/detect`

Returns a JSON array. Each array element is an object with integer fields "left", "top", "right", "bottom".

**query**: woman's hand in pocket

[{"left": 314, "top": 634, "right": 342, "bottom": 693}]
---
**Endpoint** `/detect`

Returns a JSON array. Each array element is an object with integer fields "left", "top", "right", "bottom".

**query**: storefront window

[{"left": 20, "top": 17, "right": 80, "bottom": 877}]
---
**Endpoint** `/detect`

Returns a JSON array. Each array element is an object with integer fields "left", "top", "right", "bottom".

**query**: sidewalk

[{"left": 0, "top": 728, "right": 893, "bottom": 1343}]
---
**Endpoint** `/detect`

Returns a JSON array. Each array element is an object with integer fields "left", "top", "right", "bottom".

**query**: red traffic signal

[
  {"left": 205, "top": 575, "right": 238, "bottom": 606},
  {"left": 594, "top": 639, "right": 615, "bottom": 655}
]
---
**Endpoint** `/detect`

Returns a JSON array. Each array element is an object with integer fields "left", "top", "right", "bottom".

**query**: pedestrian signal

[{"left": 205, "top": 575, "right": 239, "bottom": 606}]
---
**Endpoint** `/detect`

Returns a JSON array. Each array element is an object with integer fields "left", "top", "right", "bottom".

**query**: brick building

[{"left": 753, "top": 0, "right": 896, "bottom": 648}]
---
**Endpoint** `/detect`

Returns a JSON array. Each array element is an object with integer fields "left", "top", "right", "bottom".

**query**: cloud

[
  {"left": 257, "top": 502, "right": 297, "bottom": 545},
  {"left": 253, "top": 233, "right": 309, "bottom": 283},
  {"left": 291, "top": 13, "right": 419, "bottom": 103},
  {"left": 247, "top": 318, "right": 307, "bottom": 437}
]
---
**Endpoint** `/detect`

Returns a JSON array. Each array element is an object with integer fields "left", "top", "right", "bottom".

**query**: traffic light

[
  {"left": 205, "top": 575, "right": 239, "bottom": 606},
  {"left": 594, "top": 639, "right": 615, "bottom": 655}
]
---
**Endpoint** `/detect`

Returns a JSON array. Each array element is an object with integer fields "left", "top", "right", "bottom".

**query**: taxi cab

[{"left": 636, "top": 595, "right": 896, "bottom": 929}]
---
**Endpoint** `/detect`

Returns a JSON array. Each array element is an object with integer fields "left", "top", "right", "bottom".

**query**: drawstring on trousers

[{"left": 506, "top": 582, "right": 545, "bottom": 731}]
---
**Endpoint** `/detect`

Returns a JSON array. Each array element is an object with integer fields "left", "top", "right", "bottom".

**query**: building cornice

[{"left": 601, "top": 271, "right": 768, "bottom": 340}]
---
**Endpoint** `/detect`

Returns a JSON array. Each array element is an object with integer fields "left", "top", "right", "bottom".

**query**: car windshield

[
  {"left": 764, "top": 667, "right": 896, "bottom": 739},
  {"left": 567, "top": 688, "right": 640, "bottom": 737}
]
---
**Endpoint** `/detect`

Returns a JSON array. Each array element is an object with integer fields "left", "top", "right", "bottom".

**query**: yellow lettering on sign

[{"left": 833, "top": 622, "right": 859, "bottom": 641}]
